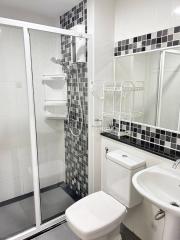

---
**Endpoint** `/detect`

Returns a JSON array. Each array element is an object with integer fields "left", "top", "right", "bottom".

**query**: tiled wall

[
  {"left": 60, "top": 0, "right": 88, "bottom": 198},
  {"left": 60, "top": 0, "right": 87, "bottom": 32},
  {"left": 112, "top": 119, "right": 180, "bottom": 160},
  {"left": 115, "top": 26, "right": 180, "bottom": 56},
  {"left": 111, "top": 26, "right": 180, "bottom": 161}
]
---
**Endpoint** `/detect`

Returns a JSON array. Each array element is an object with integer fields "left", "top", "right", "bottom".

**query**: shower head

[{"left": 51, "top": 57, "right": 64, "bottom": 66}]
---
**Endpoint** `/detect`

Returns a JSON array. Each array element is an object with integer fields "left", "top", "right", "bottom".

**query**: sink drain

[{"left": 170, "top": 202, "right": 180, "bottom": 207}]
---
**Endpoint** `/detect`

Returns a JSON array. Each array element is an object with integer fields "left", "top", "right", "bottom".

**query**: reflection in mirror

[
  {"left": 115, "top": 51, "right": 161, "bottom": 126},
  {"left": 160, "top": 48, "right": 180, "bottom": 131}
]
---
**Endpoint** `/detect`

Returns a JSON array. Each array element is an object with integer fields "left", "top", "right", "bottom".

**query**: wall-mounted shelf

[
  {"left": 45, "top": 111, "right": 66, "bottom": 120},
  {"left": 101, "top": 81, "right": 144, "bottom": 137},
  {"left": 104, "top": 81, "right": 144, "bottom": 92},
  {"left": 103, "top": 111, "right": 143, "bottom": 119},
  {"left": 42, "top": 74, "right": 67, "bottom": 120},
  {"left": 44, "top": 100, "right": 67, "bottom": 107},
  {"left": 42, "top": 74, "right": 66, "bottom": 84},
  {"left": 104, "top": 86, "right": 144, "bottom": 92}
]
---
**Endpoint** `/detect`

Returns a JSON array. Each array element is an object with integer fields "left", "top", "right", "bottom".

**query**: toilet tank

[{"left": 102, "top": 149, "right": 146, "bottom": 208}]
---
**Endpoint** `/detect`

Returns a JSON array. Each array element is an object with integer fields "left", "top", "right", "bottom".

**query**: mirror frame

[{"left": 114, "top": 45, "right": 180, "bottom": 133}]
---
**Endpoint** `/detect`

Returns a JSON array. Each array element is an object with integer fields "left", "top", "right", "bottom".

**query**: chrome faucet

[{"left": 172, "top": 159, "right": 180, "bottom": 169}]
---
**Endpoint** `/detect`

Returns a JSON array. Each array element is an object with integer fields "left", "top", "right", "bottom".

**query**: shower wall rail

[{"left": 0, "top": 17, "right": 89, "bottom": 240}]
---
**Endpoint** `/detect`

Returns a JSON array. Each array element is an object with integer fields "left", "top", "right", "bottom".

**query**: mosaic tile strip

[
  {"left": 109, "top": 119, "right": 180, "bottom": 160},
  {"left": 60, "top": 0, "right": 88, "bottom": 198},
  {"left": 114, "top": 26, "right": 180, "bottom": 56}
]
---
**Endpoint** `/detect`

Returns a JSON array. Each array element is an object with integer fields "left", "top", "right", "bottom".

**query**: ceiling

[{"left": 0, "top": 0, "right": 82, "bottom": 19}]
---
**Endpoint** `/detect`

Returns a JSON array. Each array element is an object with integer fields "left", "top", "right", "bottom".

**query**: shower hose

[{"left": 67, "top": 64, "right": 84, "bottom": 137}]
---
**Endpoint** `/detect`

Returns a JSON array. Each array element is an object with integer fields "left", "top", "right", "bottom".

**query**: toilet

[{"left": 65, "top": 149, "right": 146, "bottom": 240}]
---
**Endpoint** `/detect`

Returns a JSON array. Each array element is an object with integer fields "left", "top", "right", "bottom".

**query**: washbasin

[{"left": 132, "top": 163, "right": 180, "bottom": 217}]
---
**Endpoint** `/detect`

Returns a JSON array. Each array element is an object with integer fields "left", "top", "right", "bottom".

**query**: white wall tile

[{"left": 115, "top": 0, "right": 180, "bottom": 41}]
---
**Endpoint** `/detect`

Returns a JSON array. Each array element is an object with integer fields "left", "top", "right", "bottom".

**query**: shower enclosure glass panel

[
  {"left": 0, "top": 25, "right": 35, "bottom": 239},
  {"left": 29, "top": 30, "right": 75, "bottom": 223}
]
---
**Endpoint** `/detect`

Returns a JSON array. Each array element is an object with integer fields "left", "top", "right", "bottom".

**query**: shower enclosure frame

[{"left": 0, "top": 17, "right": 90, "bottom": 240}]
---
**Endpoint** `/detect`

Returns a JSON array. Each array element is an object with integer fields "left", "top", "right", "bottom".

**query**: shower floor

[
  {"left": 32, "top": 223, "right": 79, "bottom": 240},
  {"left": 0, "top": 182, "right": 75, "bottom": 240}
]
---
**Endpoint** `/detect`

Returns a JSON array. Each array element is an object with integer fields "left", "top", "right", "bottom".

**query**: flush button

[{"left": 122, "top": 154, "right": 128, "bottom": 158}]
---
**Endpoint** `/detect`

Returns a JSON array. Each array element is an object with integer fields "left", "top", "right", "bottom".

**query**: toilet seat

[{"left": 65, "top": 191, "right": 127, "bottom": 240}]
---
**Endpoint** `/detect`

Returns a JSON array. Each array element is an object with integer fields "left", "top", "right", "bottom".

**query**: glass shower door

[
  {"left": 29, "top": 30, "right": 75, "bottom": 223},
  {"left": 0, "top": 25, "right": 36, "bottom": 239}
]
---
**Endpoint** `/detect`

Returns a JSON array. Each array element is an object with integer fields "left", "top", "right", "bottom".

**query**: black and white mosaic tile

[
  {"left": 60, "top": 0, "right": 87, "bottom": 32},
  {"left": 114, "top": 26, "right": 180, "bottom": 56},
  {"left": 60, "top": 0, "right": 88, "bottom": 198},
  {"left": 103, "top": 119, "right": 180, "bottom": 161}
]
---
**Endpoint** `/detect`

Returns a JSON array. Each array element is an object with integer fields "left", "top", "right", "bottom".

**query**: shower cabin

[{"left": 0, "top": 18, "right": 89, "bottom": 240}]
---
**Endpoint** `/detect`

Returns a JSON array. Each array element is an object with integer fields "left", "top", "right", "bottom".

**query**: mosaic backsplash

[
  {"left": 110, "top": 119, "right": 180, "bottom": 160},
  {"left": 115, "top": 26, "right": 180, "bottom": 56},
  {"left": 60, "top": 0, "right": 88, "bottom": 198}
]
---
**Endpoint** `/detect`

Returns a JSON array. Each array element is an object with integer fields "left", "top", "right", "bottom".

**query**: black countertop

[{"left": 101, "top": 132, "right": 180, "bottom": 162}]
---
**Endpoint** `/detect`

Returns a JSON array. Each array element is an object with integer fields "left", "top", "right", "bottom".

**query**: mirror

[{"left": 115, "top": 47, "right": 180, "bottom": 132}]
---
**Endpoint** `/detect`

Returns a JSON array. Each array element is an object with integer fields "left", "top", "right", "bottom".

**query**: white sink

[
  {"left": 132, "top": 163, "right": 180, "bottom": 240},
  {"left": 133, "top": 163, "right": 180, "bottom": 216}
]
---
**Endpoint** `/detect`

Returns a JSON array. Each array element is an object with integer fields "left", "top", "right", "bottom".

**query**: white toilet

[{"left": 65, "top": 149, "right": 146, "bottom": 240}]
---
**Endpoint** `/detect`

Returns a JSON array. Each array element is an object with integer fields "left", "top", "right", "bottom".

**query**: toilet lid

[{"left": 65, "top": 191, "right": 127, "bottom": 240}]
